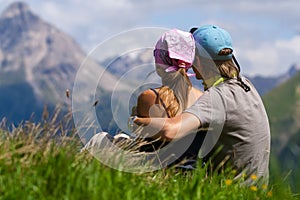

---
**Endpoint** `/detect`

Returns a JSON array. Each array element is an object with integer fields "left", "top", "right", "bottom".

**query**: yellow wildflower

[
  {"left": 262, "top": 184, "right": 268, "bottom": 190},
  {"left": 267, "top": 191, "right": 273, "bottom": 197},
  {"left": 225, "top": 179, "right": 232, "bottom": 186},
  {"left": 250, "top": 174, "right": 257, "bottom": 181},
  {"left": 231, "top": 169, "right": 237, "bottom": 175},
  {"left": 250, "top": 185, "right": 258, "bottom": 191}
]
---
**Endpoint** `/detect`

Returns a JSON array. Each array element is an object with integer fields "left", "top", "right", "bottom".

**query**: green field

[{"left": 0, "top": 113, "right": 299, "bottom": 200}]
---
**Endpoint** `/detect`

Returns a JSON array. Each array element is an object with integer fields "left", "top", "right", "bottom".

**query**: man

[{"left": 134, "top": 25, "right": 271, "bottom": 185}]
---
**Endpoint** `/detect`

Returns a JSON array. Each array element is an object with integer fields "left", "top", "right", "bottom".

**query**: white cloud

[
  {"left": 27, "top": 0, "right": 153, "bottom": 51},
  {"left": 239, "top": 44, "right": 280, "bottom": 76},
  {"left": 276, "top": 36, "right": 300, "bottom": 56},
  {"left": 237, "top": 36, "right": 300, "bottom": 76}
]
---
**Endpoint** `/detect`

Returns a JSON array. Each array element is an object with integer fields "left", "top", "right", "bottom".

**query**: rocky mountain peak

[
  {"left": 0, "top": 1, "right": 39, "bottom": 31},
  {"left": 0, "top": 1, "right": 85, "bottom": 103},
  {"left": 288, "top": 64, "right": 300, "bottom": 77},
  {"left": 0, "top": 1, "right": 41, "bottom": 53},
  {"left": 1, "top": 2, "right": 30, "bottom": 19}
]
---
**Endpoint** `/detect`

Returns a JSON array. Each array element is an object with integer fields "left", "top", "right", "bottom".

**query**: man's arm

[{"left": 134, "top": 112, "right": 201, "bottom": 141}]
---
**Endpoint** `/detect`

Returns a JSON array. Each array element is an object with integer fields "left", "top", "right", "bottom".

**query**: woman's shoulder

[
  {"left": 137, "top": 88, "right": 160, "bottom": 107},
  {"left": 139, "top": 88, "right": 158, "bottom": 99}
]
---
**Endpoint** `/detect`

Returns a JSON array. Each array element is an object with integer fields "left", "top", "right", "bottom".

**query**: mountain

[
  {"left": 0, "top": 2, "right": 83, "bottom": 103},
  {"left": 263, "top": 70, "right": 300, "bottom": 156},
  {"left": 248, "top": 64, "right": 300, "bottom": 95},
  {"left": 263, "top": 71, "right": 300, "bottom": 189},
  {"left": 0, "top": 2, "right": 126, "bottom": 128}
]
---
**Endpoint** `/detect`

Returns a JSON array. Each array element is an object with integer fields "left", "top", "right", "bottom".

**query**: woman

[
  {"left": 130, "top": 29, "right": 204, "bottom": 162},
  {"left": 136, "top": 29, "right": 202, "bottom": 119}
]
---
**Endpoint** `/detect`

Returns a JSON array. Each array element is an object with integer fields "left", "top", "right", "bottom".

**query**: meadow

[{"left": 0, "top": 110, "right": 299, "bottom": 200}]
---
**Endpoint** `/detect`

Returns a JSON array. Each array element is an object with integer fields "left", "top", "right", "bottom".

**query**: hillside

[
  {"left": 248, "top": 64, "right": 300, "bottom": 96},
  {"left": 263, "top": 71, "right": 300, "bottom": 149},
  {"left": 263, "top": 71, "right": 300, "bottom": 187}
]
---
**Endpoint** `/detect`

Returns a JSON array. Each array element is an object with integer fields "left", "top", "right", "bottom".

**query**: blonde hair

[
  {"left": 200, "top": 48, "right": 250, "bottom": 92},
  {"left": 155, "top": 66, "right": 192, "bottom": 117},
  {"left": 198, "top": 48, "right": 239, "bottom": 79},
  {"left": 215, "top": 48, "right": 239, "bottom": 78}
]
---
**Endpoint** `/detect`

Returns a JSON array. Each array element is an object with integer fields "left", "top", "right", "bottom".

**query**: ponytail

[
  {"left": 156, "top": 66, "right": 192, "bottom": 116},
  {"left": 216, "top": 48, "right": 251, "bottom": 92}
]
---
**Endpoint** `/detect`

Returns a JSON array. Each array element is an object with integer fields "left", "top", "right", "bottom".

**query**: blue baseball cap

[{"left": 193, "top": 25, "right": 233, "bottom": 60}]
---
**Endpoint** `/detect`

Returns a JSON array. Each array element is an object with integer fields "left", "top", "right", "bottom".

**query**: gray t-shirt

[{"left": 185, "top": 76, "right": 270, "bottom": 184}]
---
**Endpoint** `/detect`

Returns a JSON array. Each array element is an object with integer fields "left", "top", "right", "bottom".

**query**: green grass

[{"left": 0, "top": 114, "right": 299, "bottom": 200}]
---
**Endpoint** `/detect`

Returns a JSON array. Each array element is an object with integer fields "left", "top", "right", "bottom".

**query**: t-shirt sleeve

[
  {"left": 184, "top": 91, "right": 212, "bottom": 128},
  {"left": 184, "top": 89, "right": 226, "bottom": 128}
]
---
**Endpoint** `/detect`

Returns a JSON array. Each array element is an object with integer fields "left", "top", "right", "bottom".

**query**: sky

[{"left": 1, "top": 0, "right": 300, "bottom": 76}]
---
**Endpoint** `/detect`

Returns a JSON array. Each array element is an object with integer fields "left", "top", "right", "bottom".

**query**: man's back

[{"left": 185, "top": 76, "right": 270, "bottom": 184}]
